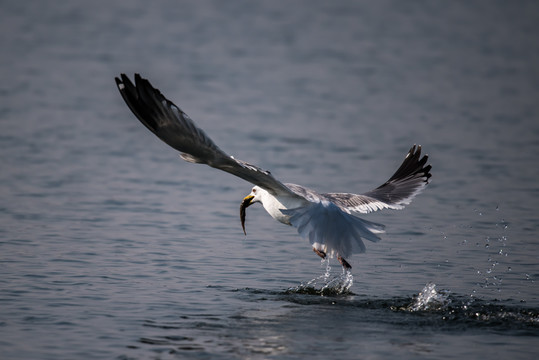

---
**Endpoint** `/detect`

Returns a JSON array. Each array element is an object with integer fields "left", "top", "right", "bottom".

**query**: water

[{"left": 1, "top": 0, "right": 539, "bottom": 358}]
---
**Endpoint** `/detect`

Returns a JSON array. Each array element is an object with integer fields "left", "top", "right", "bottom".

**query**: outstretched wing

[
  {"left": 115, "top": 73, "right": 298, "bottom": 197},
  {"left": 322, "top": 145, "right": 432, "bottom": 214}
]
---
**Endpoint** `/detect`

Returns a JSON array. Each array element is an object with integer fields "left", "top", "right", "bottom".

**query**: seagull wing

[
  {"left": 322, "top": 145, "right": 432, "bottom": 214},
  {"left": 115, "top": 73, "right": 299, "bottom": 198}
]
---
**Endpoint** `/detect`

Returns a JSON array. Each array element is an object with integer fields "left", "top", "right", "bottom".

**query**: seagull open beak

[{"left": 240, "top": 195, "right": 254, "bottom": 235}]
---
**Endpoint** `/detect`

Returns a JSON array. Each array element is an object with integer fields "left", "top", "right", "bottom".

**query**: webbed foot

[
  {"left": 338, "top": 256, "right": 352, "bottom": 270},
  {"left": 313, "top": 248, "right": 327, "bottom": 259}
]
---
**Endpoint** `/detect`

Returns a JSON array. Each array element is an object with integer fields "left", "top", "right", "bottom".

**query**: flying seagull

[{"left": 115, "top": 74, "right": 432, "bottom": 270}]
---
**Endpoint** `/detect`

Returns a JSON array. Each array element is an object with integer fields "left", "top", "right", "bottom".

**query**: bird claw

[
  {"left": 313, "top": 248, "right": 327, "bottom": 259},
  {"left": 338, "top": 256, "right": 352, "bottom": 270}
]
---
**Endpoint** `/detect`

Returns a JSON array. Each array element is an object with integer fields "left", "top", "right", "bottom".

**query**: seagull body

[{"left": 115, "top": 74, "right": 432, "bottom": 270}]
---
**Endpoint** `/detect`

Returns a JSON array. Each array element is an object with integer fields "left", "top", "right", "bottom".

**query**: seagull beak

[{"left": 240, "top": 195, "right": 254, "bottom": 235}]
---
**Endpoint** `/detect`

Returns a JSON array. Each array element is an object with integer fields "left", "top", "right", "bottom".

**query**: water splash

[
  {"left": 288, "top": 259, "right": 354, "bottom": 296},
  {"left": 407, "top": 283, "right": 451, "bottom": 311}
]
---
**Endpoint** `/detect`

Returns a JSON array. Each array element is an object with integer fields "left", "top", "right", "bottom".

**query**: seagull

[{"left": 115, "top": 74, "right": 432, "bottom": 270}]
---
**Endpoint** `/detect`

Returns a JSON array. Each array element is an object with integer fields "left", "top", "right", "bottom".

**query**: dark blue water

[{"left": 1, "top": 1, "right": 539, "bottom": 359}]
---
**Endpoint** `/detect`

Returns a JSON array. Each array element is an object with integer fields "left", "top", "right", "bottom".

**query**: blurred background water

[{"left": 1, "top": 0, "right": 539, "bottom": 359}]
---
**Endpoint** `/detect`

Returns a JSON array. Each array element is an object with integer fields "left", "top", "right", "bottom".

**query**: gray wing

[
  {"left": 115, "top": 73, "right": 298, "bottom": 197},
  {"left": 323, "top": 145, "right": 432, "bottom": 214}
]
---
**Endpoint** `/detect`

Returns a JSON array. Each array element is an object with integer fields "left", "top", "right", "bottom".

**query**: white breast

[{"left": 259, "top": 191, "right": 309, "bottom": 225}]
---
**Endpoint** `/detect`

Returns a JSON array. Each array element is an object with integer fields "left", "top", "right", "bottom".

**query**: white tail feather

[{"left": 281, "top": 201, "right": 385, "bottom": 258}]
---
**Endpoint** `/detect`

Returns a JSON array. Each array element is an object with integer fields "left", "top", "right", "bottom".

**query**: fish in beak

[{"left": 240, "top": 195, "right": 254, "bottom": 235}]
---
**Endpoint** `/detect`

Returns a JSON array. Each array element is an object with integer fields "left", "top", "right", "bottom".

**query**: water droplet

[
  {"left": 485, "top": 244, "right": 490, "bottom": 248},
  {"left": 507, "top": 267, "right": 512, "bottom": 271}
]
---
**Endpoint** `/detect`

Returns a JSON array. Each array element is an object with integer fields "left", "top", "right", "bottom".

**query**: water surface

[{"left": 1, "top": 1, "right": 539, "bottom": 359}]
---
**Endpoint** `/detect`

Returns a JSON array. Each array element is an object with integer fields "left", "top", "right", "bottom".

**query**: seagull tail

[{"left": 281, "top": 201, "right": 385, "bottom": 259}]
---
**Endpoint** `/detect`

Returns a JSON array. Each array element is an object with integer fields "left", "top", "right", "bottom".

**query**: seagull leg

[
  {"left": 338, "top": 255, "right": 352, "bottom": 270},
  {"left": 313, "top": 248, "right": 326, "bottom": 259}
]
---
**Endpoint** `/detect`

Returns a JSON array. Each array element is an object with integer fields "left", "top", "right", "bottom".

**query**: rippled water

[{"left": 1, "top": 1, "right": 539, "bottom": 359}]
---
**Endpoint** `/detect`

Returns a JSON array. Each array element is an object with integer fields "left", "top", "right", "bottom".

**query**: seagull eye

[{"left": 252, "top": 188, "right": 256, "bottom": 193}]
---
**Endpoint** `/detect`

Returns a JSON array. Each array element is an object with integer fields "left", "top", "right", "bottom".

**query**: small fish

[{"left": 240, "top": 195, "right": 254, "bottom": 235}]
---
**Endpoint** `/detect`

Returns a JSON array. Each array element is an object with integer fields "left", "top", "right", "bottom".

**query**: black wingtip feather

[
  {"left": 116, "top": 73, "right": 161, "bottom": 134},
  {"left": 382, "top": 144, "right": 432, "bottom": 187}
]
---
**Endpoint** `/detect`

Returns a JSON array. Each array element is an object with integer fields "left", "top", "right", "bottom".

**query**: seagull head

[{"left": 240, "top": 186, "right": 263, "bottom": 235}]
